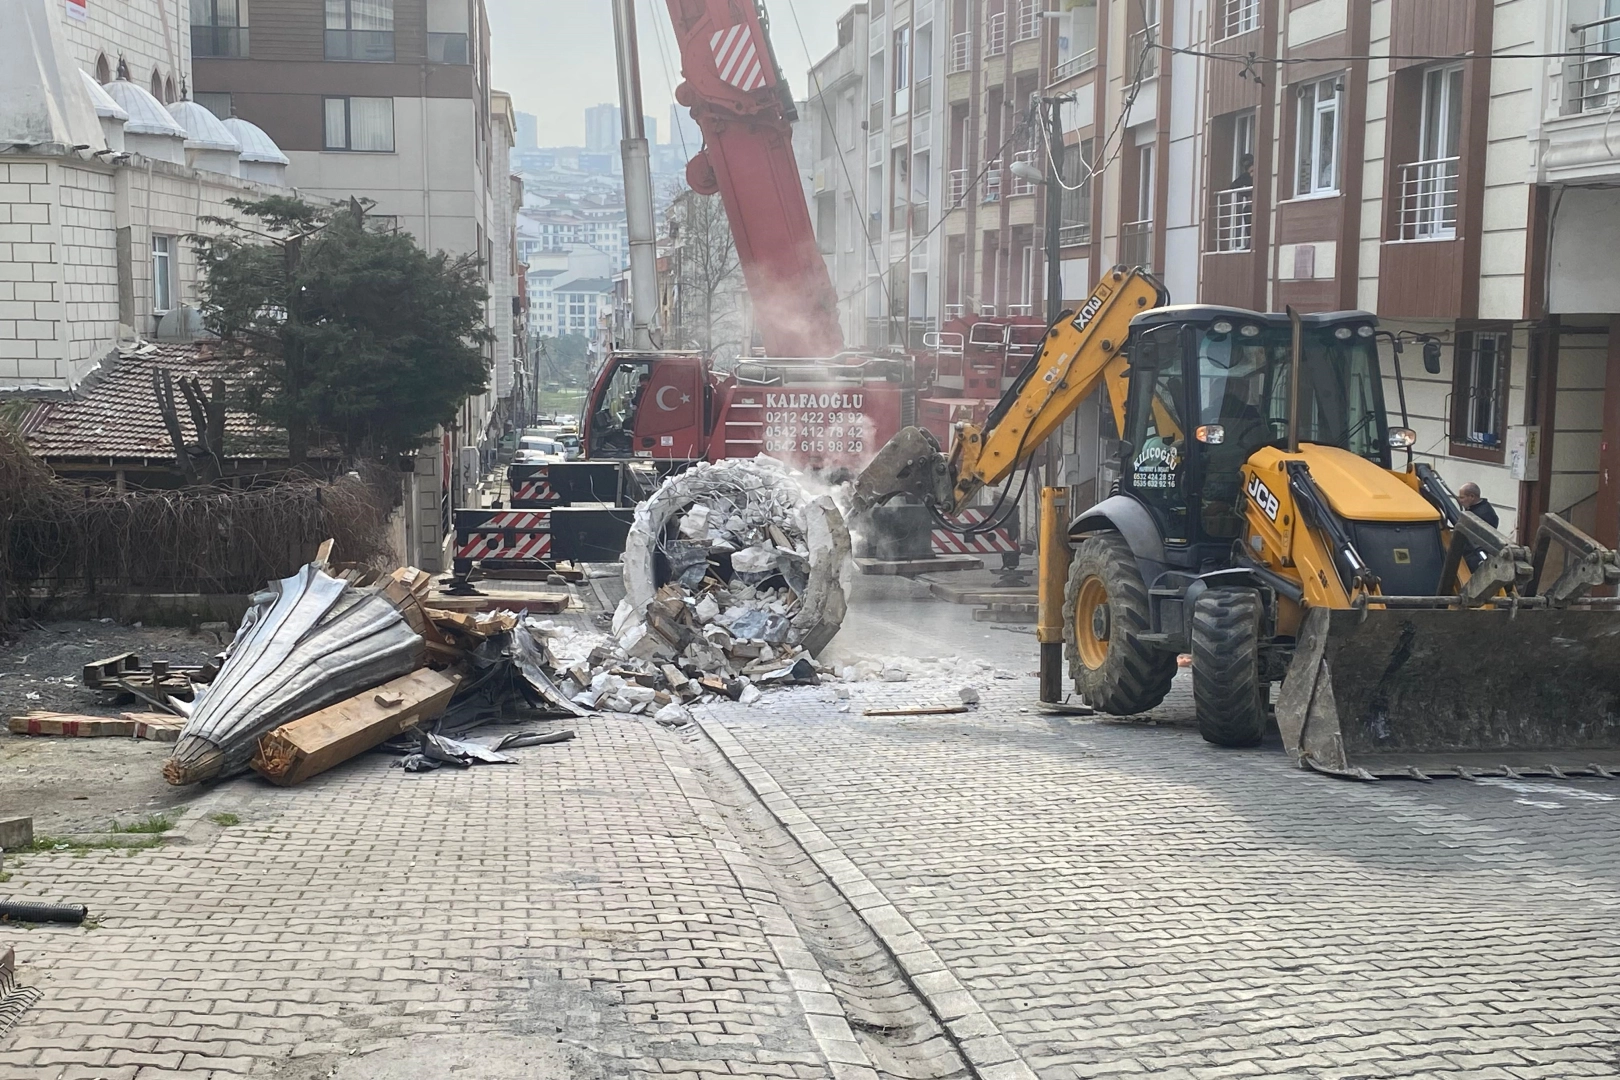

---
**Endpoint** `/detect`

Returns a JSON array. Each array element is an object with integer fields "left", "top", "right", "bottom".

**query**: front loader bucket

[{"left": 1276, "top": 605, "right": 1620, "bottom": 779}]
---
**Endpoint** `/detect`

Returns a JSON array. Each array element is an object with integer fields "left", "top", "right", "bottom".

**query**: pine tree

[{"left": 194, "top": 196, "right": 494, "bottom": 464}]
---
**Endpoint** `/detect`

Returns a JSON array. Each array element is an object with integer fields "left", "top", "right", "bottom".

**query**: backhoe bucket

[{"left": 1276, "top": 604, "right": 1620, "bottom": 779}]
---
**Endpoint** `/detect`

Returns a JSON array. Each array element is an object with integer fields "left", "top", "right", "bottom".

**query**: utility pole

[{"left": 612, "top": 0, "right": 660, "bottom": 351}]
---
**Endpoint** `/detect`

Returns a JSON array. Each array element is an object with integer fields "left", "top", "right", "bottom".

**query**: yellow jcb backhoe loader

[{"left": 853, "top": 267, "right": 1620, "bottom": 779}]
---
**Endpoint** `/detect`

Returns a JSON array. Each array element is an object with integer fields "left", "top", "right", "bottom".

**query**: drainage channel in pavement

[{"left": 674, "top": 712, "right": 1032, "bottom": 1080}]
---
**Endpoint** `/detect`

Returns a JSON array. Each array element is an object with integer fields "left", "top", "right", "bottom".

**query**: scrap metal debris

[{"left": 164, "top": 562, "right": 425, "bottom": 785}]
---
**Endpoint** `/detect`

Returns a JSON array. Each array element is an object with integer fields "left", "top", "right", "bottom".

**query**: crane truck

[{"left": 854, "top": 267, "right": 1620, "bottom": 779}]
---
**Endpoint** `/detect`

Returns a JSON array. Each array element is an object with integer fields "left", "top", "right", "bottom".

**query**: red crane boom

[{"left": 664, "top": 0, "right": 845, "bottom": 358}]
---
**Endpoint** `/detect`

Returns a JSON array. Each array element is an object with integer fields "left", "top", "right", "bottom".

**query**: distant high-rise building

[
  {"left": 584, "top": 103, "right": 620, "bottom": 153},
  {"left": 516, "top": 111, "right": 538, "bottom": 150},
  {"left": 644, "top": 115, "right": 657, "bottom": 147}
]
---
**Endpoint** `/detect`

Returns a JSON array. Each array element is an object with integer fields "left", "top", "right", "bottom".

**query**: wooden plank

[
  {"left": 861, "top": 705, "right": 971, "bottom": 717},
  {"left": 119, "top": 712, "right": 188, "bottom": 742},
  {"left": 6, "top": 710, "right": 181, "bottom": 739},
  {"left": 250, "top": 669, "right": 459, "bottom": 787},
  {"left": 424, "top": 593, "right": 569, "bottom": 615}
]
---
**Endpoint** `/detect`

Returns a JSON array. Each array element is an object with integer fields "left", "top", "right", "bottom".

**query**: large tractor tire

[
  {"left": 1190, "top": 587, "right": 1268, "bottom": 748},
  {"left": 1064, "top": 533, "right": 1176, "bottom": 714}
]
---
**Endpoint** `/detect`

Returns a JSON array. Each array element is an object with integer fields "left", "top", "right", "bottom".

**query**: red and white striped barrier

[{"left": 931, "top": 508, "right": 1020, "bottom": 555}]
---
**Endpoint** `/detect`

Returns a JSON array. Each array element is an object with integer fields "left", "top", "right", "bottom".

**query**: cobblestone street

[
  {"left": 700, "top": 596, "right": 1620, "bottom": 1079},
  {"left": 4, "top": 580, "right": 1620, "bottom": 1079}
]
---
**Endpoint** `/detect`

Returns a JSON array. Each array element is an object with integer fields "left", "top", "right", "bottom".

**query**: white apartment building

[{"left": 807, "top": 0, "right": 949, "bottom": 349}]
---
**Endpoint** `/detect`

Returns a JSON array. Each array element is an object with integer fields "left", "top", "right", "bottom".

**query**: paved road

[
  {"left": 0, "top": 714, "right": 840, "bottom": 1080},
  {"left": 700, "top": 577, "right": 1620, "bottom": 1080}
]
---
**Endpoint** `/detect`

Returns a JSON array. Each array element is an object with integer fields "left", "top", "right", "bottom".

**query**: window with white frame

[
  {"left": 1294, "top": 76, "right": 1340, "bottom": 196},
  {"left": 1401, "top": 63, "right": 1464, "bottom": 239},
  {"left": 1231, "top": 110, "right": 1255, "bottom": 186},
  {"left": 893, "top": 25, "right": 911, "bottom": 116},
  {"left": 152, "top": 235, "right": 174, "bottom": 313},
  {"left": 324, "top": 96, "right": 395, "bottom": 152},
  {"left": 1222, "top": 0, "right": 1259, "bottom": 39}
]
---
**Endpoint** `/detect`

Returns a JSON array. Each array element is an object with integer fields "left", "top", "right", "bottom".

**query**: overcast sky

[{"left": 487, "top": 0, "right": 853, "bottom": 146}]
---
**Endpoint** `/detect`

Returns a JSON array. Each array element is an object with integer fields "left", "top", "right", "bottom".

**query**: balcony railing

[
  {"left": 986, "top": 11, "right": 1007, "bottom": 57},
  {"left": 1121, "top": 219, "right": 1154, "bottom": 269},
  {"left": 192, "top": 25, "right": 249, "bottom": 58},
  {"left": 983, "top": 159, "right": 1003, "bottom": 202},
  {"left": 1220, "top": 0, "right": 1259, "bottom": 40},
  {"left": 1015, "top": 0, "right": 1042, "bottom": 42},
  {"left": 325, "top": 28, "right": 394, "bottom": 61},
  {"left": 1396, "top": 157, "right": 1459, "bottom": 240},
  {"left": 1211, "top": 186, "right": 1254, "bottom": 253},
  {"left": 1011, "top": 149, "right": 1039, "bottom": 196},
  {"left": 1129, "top": 25, "right": 1158, "bottom": 78},
  {"left": 1053, "top": 48, "right": 1097, "bottom": 82},
  {"left": 951, "top": 31, "right": 973, "bottom": 73},
  {"left": 1572, "top": 14, "right": 1620, "bottom": 114},
  {"left": 1059, "top": 221, "right": 1092, "bottom": 247},
  {"left": 950, "top": 167, "right": 970, "bottom": 204}
]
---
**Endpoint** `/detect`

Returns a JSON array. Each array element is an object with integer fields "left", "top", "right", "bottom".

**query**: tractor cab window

[
  {"left": 1268, "top": 330, "right": 1390, "bottom": 466},
  {"left": 1123, "top": 324, "right": 1190, "bottom": 542},
  {"left": 1197, "top": 325, "right": 1282, "bottom": 538},
  {"left": 590, "top": 363, "right": 651, "bottom": 454}
]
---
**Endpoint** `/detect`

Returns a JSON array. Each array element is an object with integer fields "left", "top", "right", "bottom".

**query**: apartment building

[
  {"left": 807, "top": 0, "right": 949, "bottom": 348},
  {"left": 940, "top": 0, "right": 1057, "bottom": 322},
  {"left": 192, "top": 0, "right": 496, "bottom": 262},
  {"left": 1027, "top": 0, "right": 1614, "bottom": 546}
]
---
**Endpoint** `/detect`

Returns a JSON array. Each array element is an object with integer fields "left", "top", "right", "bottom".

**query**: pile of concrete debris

[{"left": 576, "top": 458, "right": 852, "bottom": 722}]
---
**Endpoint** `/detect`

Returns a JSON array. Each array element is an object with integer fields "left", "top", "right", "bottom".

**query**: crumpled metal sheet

[
  {"left": 165, "top": 564, "right": 424, "bottom": 784},
  {"left": 427, "top": 624, "right": 585, "bottom": 738}
]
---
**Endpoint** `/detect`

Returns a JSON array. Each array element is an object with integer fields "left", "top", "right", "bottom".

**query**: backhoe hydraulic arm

[{"left": 852, "top": 267, "right": 1169, "bottom": 515}]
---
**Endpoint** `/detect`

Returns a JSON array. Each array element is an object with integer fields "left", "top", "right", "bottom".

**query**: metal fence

[
  {"left": 1572, "top": 14, "right": 1620, "bottom": 113},
  {"left": 1121, "top": 219, "right": 1154, "bottom": 269}
]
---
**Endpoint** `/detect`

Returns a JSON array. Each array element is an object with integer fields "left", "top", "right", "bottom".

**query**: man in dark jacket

[{"left": 1458, "top": 482, "right": 1499, "bottom": 528}]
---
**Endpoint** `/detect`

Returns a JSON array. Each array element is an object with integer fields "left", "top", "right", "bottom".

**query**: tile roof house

[{"left": 18, "top": 341, "right": 309, "bottom": 484}]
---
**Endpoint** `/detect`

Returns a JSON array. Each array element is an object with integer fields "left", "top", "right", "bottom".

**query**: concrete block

[{"left": 0, "top": 816, "right": 33, "bottom": 851}]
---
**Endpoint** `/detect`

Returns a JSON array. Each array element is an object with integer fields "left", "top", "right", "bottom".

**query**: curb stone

[
  {"left": 694, "top": 711, "right": 1039, "bottom": 1080},
  {"left": 648, "top": 722, "right": 882, "bottom": 1080}
]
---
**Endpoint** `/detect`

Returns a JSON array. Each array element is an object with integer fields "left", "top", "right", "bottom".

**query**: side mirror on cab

[{"left": 1422, "top": 339, "right": 1443, "bottom": 375}]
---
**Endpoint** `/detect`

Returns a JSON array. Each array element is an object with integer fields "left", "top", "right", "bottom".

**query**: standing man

[{"left": 1458, "top": 482, "right": 1500, "bottom": 528}]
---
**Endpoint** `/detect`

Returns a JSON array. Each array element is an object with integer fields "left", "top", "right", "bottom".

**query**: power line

[{"left": 1156, "top": 42, "right": 1620, "bottom": 66}]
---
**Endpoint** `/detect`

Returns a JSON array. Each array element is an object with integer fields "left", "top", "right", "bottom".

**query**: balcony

[
  {"left": 1121, "top": 219, "right": 1153, "bottom": 269},
  {"left": 1571, "top": 14, "right": 1620, "bottom": 114},
  {"left": 1059, "top": 221, "right": 1091, "bottom": 247},
  {"left": 1010, "top": 149, "right": 1039, "bottom": 196},
  {"left": 950, "top": 167, "right": 970, "bottom": 204},
  {"left": 325, "top": 29, "right": 394, "bottom": 61},
  {"left": 986, "top": 12, "right": 1007, "bottom": 57},
  {"left": 1053, "top": 48, "right": 1097, "bottom": 82},
  {"left": 192, "top": 24, "right": 249, "bottom": 58},
  {"left": 1540, "top": 14, "right": 1620, "bottom": 182},
  {"left": 1211, "top": 186, "right": 1254, "bottom": 253},
  {"left": 950, "top": 32, "right": 973, "bottom": 73},
  {"left": 983, "top": 159, "right": 1003, "bottom": 202},
  {"left": 1129, "top": 25, "right": 1158, "bottom": 79},
  {"left": 1015, "top": 0, "right": 1042, "bottom": 43},
  {"left": 1395, "top": 157, "right": 1459, "bottom": 241}
]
